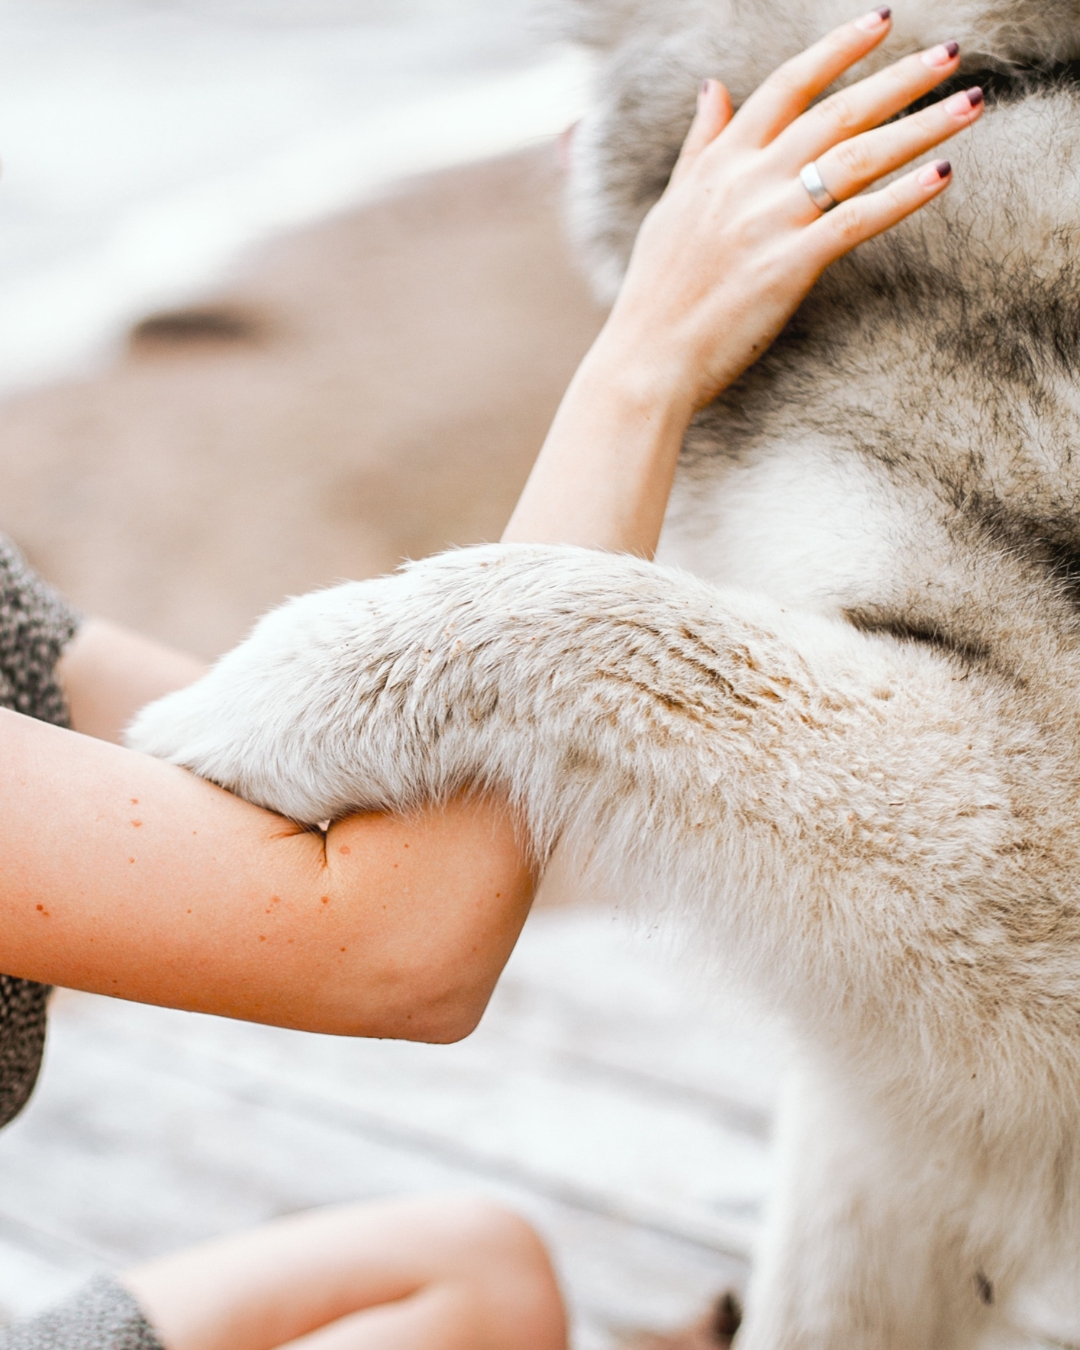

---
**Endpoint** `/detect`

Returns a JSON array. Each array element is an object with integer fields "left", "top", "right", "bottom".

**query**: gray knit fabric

[
  {"left": 0, "top": 539, "right": 79, "bottom": 729},
  {"left": 0, "top": 1279, "right": 165, "bottom": 1350},
  {"left": 0, "top": 537, "right": 80, "bottom": 1129}
]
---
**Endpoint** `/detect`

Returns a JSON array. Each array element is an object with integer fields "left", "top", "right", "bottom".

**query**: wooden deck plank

[{"left": 0, "top": 909, "right": 780, "bottom": 1347}]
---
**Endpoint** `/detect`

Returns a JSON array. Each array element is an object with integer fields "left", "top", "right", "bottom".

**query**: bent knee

[
  {"left": 439, "top": 1197, "right": 543, "bottom": 1251},
  {"left": 411, "top": 1197, "right": 566, "bottom": 1348},
  {"left": 399, "top": 1197, "right": 545, "bottom": 1272}
]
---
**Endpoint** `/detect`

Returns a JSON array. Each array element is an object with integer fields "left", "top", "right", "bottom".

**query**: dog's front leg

[
  {"left": 126, "top": 542, "right": 1058, "bottom": 1074},
  {"left": 740, "top": 1062, "right": 1000, "bottom": 1350}
]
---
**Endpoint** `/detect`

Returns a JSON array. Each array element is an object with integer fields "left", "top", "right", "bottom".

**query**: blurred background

[
  {"left": 0, "top": 0, "right": 600, "bottom": 654},
  {"left": 0, "top": 5, "right": 781, "bottom": 1347}
]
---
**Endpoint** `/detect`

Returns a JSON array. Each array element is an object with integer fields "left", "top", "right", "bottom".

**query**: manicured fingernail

[
  {"left": 922, "top": 40, "right": 960, "bottom": 66},
  {"left": 855, "top": 6, "right": 891, "bottom": 30},
  {"left": 917, "top": 159, "right": 951, "bottom": 186},
  {"left": 944, "top": 86, "right": 983, "bottom": 113}
]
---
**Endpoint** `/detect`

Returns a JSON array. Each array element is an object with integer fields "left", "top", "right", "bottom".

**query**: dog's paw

[
  {"left": 125, "top": 542, "right": 606, "bottom": 824},
  {"left": 125, "top": 572, "right": 408, "bottom": 823},
  {"left": 624, "top": 1293, "right": 743, "bottom": 1349},
  {"left": 125, "top": 540, "right": 768, "bottom": 836}
]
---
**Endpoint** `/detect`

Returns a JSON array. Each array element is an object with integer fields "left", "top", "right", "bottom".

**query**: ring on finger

[{"left": 799, "top": 160, "right": 839, "bottom": 212}]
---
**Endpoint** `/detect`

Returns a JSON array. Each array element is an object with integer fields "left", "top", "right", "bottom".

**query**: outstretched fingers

[
  {"left": 803, "top": 85, "right": 982, "bottom": 210},
  {"left": 774, "top": 41, "right": 963, "bottom": 167},
  {"left": 729, "top": 7, "right": 892, "bottom": 149},
  {"left": 804, "top": 156, "right": 954, "bottom": 266}
]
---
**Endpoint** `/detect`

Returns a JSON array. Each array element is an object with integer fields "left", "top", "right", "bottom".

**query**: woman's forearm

[
  {"left": 502, "top": 331, "right": 694, "bottom": 558},
  {"left": 0, "top": 709, "right": 533, "bottom": 1041},
  {"left": 57, "top": 617, "right": 209, "bottom": 743}
]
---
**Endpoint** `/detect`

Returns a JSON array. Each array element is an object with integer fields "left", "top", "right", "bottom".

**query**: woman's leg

[{"left": 121, "top": 1195, "right": 567, "bottom": 1350}]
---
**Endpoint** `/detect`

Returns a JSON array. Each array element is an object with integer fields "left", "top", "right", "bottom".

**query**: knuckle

[
  {"left": 818, "top": 90, "right": 860, "bottom": 133},
  {"left": 761, "top": 57, "right": 815, "bottom": 102},
  {"left": 829, "top": 138, "right": 870, "bottom": 181},
  {"left": 884, "top": 61, "right": 919, "bottom": 97},
  {"left": 919, "top": 100, "right": 953, "bottom": 132},
  {"left": 893, "top": 116, "right": 940, "bottom": 162},
  {"left": 765, "top": 63, "right": 808, "bottom": 101},
  {"left": 833, "top": 202, "right": 869, "bottom": 244}
]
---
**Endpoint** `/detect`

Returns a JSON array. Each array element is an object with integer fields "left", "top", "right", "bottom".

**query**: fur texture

[{"left": 128, "top": 0, "right": 1080, "bottom": 1343}]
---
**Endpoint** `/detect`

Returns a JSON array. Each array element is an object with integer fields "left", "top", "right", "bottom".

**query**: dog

[{"left": 128, "top": 1, "right": 1080, "bottom": 1342}]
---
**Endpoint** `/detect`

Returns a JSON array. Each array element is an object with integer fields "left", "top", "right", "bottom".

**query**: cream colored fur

[{"left": 127, "top": 0, "right": 1080, "bottom": 1342}]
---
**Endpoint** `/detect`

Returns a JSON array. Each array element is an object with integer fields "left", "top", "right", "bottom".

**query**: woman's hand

[
  {"left": 607, "top": 6, "right": 981, "bottom": 412},
  {"left": 504, "top": 8, "right": 983, "bottom": 557}
]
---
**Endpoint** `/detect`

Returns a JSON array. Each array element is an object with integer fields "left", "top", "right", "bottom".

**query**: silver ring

[{"left": 799, "top": 160, "right": 838, "bottom": 213}]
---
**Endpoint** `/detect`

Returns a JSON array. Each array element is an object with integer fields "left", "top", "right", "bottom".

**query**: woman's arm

[
  {"left": 504, "top": 10, "right": 982, "bottom": 556},
  {"left": 57, "top": 618, "right": 207, "bottom": 743},
  {"left": 0, "top": 707, "right": 532, "bottom": 1041}
]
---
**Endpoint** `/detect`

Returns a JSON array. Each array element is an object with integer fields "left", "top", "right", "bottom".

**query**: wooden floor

[{"left": 0, "top": 906, "right": 784, "bottom": 1348}]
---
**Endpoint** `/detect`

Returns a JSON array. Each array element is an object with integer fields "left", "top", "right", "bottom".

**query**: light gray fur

[{"left": 128, "top": 1, "right": 1080, "bottom": 1343}]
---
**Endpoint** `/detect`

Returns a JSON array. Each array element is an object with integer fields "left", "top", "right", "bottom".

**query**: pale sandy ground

[{"left": 0, "top": 143, "right": 604, "bottom": 659}]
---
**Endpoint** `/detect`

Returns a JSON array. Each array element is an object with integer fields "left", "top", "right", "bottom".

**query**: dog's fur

[{"left": 128, "top": 2, "right": 1080, "bottom": 1343}]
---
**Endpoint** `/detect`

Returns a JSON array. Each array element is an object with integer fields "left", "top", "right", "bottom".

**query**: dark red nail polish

[
  {"left": 944, "top": 40, "right": 960, "bottom": 58},
  {"left": 876, "top": 6, "right": 891, "bottom": 18},
  {"left": 936, "top": 160, "right": 952, "bottom": 178},
  {"left": 701, "top": 78, "right": 712, "bottom": 96},
  {"left": 967, "top": 86, "right": 984, "bottom": 107}
]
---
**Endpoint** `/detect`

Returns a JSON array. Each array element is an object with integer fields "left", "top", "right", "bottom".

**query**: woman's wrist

[
  {"left": 502, "top": 323, "right": 696, "bottom": 556},
  {"left": 577, "top": 316, "right": 700, "bottom": 430}
]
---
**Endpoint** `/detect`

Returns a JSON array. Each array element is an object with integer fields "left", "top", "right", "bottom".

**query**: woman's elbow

[
  {"left": 382, "top": 918, "right": 523, "bottom": 1042},
  {"left": 404, "top": 991, "right": 489, "bottom": 1045},
  {"left": 287, "top": 799, "right": 534, "bottom": 1040},
  {"left": 299, "top": 955, "right": 501, "bottom": 1044}
]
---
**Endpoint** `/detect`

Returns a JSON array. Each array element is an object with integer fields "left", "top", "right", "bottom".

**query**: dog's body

[{"left": 128, "top": 3, "right": 1080, "bottom": 1343}]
